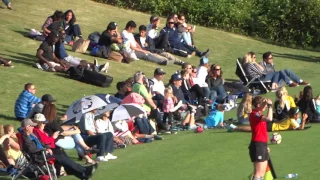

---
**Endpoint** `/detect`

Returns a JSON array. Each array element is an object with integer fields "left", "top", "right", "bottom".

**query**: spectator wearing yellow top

[
  {"left": 267, "top": 107, "right": 306, "bottom": 131},
  {"left": 274, "top": 87, "right": 296, "bottom": 121},
  {"left": 237, "top": 93, "right": 252, "bottom": 125}
]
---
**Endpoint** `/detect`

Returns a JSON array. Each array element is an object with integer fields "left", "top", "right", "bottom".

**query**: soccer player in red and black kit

[{"left": 249, "top": 96, "right": 273, "bottom": 180}]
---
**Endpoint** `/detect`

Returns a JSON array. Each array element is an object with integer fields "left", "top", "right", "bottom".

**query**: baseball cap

[
  {"left": 154, "top": 68, "right": 166, "bottom": 75},
  {"left": 21, "top": 118, "right": 37, "bottom": 127},
  {"left": 33, "top": 113, "right": 48, "bottom": 124},
  {"left": 42, "top": 94, "right": 56, "bottom": 103},
  {"left": 107, "top": 22, "right": 117, "bottom": 31},
  {"left": 200, "top": 57, "right": 209, "bottom": 65},
  {"left": 171, "top": 73, "right": 183, "bottom": 81},
  {"left": 150, "top": 15, "right": 159, "bottom": 23}
]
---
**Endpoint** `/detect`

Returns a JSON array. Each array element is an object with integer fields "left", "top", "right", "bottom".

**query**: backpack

[
  {"left": 67, "top": 66, "right": 84, "bottom": 80},
  {"left": 90, "top": 45, "right": 111, "bottom": 58},
  {"left": 88, "top": 31, "right": 101, "bottom": 48},
  {"left": 72, "top": 38, "right": 90, "bottom": 53}
]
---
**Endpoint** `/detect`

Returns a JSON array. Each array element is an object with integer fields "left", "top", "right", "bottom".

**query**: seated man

[
  {"left": 36, "top": 30, "right": 69, "bottom": 72},
  {"left": 78, "top": 109, "right": 117, "bottom": 162},
  {"left": 150, "top": 68, "right": 166, "bottom": 109},
  {"left": 257, "top": 51, "right": 309, "bottom": 86},
  {"left": 160, "top": 16, "right": 209, "bottom": 58},
  {"left": 121, "top": 20, "right": 171, "bottom": 65},
  {"left": 169, "top": 73, "right": 197, "bottom": 130},
  {"left": 146, "top": 15, "right": 169, "bottom": 50},
  {"left": 114, "top": 81, "right": 131, "bottom": 100},
  {"left": 98, "top": 22, "right": 128, "bottom": 63},
  {"left": 55, "top": 28, "right": 109, "bottom": 73},
  {"left": 20, "top": 118, "right": 97, "bottom": 179},
  {"left": 14, "top": 83, "right": 41, "bottom": 121},
  {"left": 135, "top": 25, "right": 184, "bottom": 65}
]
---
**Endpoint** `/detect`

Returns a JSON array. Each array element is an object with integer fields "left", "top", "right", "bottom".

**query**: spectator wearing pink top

[{"left": 162, "top": 87, "right": 175, "bottom": 128}]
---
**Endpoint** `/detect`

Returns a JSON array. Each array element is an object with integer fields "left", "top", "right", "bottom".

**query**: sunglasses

[
  {"left": 268, "top": 57, "right": 273, "bottom": 59},
  {"left": 214, "top": 69, "right": 221, "bottom": 71},
  {"left": 168, "top": 22, "right": 175, "bottom": 24}
]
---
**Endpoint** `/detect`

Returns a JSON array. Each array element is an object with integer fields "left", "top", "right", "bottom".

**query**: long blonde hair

[
  {"left": 164, "top": 87, "right": 174, "bottom": 99},
  {"left": 239, "top": 93, "right": 252, "bottom": 114},
  {"left": 0, "top": 124, "right": 14, "bottom": 137},
  {"left": 242, "top": 53, "right": 253, "bottom": 65},
  {"left": 276, "top": 86, "right": 288, "bottom": 109}
]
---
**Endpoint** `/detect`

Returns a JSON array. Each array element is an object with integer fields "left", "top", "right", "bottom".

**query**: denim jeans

[
  {"left": 210, "top": 85, "right": 227, "bottom": 102},
  {"left": 135, "top": 116, "right": 155, "bottom": 135},
  {"left": 2, "top": 0, "right": 9, "bottom": 6},
  {"left": 282, "top": 69, "right": 301, "bottom": 83},
  {"left": 82, "top": 132, "right": 114, "bottom": 157},
  {"left": 202, "top": 87, "right": 210, "bottom": 99}
]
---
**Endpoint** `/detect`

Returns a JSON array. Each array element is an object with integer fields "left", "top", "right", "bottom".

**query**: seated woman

[
  {"left": 26, "top": 118, "right": 97, "bottom": 178},
  {"left": 42, "top": 105, "right": 97, "bottom": 164},
  {"left": 237, "top": 93, "right": 252, "bottom": 125},
  {"left": 0, "top": 125, "right": 22, "bottom": 166},
  {"left": 207, "top": 64, "right": 227, "bottom": 103},
  {"left": 63, "top": 10, "right": 82, "bottom": 43},
  {"left": 242, "top": 53, "right": 294, "bottom": 89},
  {"left": 180, "top": 69, "right": 206, "bottom": 105},
  {"left": 42, "top": 10, "right": 64, "bottom": 37},
  {"left": 95, "top": 110, "right": 140, "bottom": 146},
  {"left": 274, "top": 87, "right": 296, "bottom": 121},
  {"left": 177, "top": 14, "right": 195, "bottom": 47},
  {"left": 297, "top": 86, "right": 319, "bottom": 122}
]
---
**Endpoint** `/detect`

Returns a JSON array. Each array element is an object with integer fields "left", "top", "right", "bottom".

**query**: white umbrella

[
  {"left": 65, "top": 94, "right": 121, "bottom": 123},
  {"left": 111, "top": 103, "right": 145, "bottom": 122}
]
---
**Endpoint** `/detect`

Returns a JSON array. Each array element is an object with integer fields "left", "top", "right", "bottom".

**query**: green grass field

[{"left": 0, "top": 0, "right": 320, "bottom": 179}]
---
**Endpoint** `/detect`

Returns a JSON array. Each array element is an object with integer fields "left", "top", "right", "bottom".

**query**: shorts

[
  {"left": 248, "top": 141, "right": 269, "bottom": 162},
  {"left": 267, "top": 122, "right": 274, "bottom": 132},
  {"left": 41, "top": 62, "right": 60, "bottom": 72}
]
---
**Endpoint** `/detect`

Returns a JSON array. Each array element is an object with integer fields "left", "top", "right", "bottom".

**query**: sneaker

[
  {"left": 154, "top": 135, "right": 163, "bottom": 140},
  {"left": 34, "top": 63, "right": 43, "bottom": 70},
  {"left": 104, "top": 153, "right": 117, "bottom": 160},
  {"left": 96, "top": 156, "right": 108, "bottom": 162},
  {"left": 191, "top": 52, "right": 196, "bottom": 56},
  {"left": 175, "top": 61, "right": 185, "bottom": 66},
  {"left": 100, "top": 62, "right": 109, "bottom": 73},
  {"left": 117, "top": 144, "right": 126, "bottom": 149},
  {"left": 7, "top": 3, "right": 12, "bottom": 10},
  {"left": 227, "top": 124, "right": 237, "bottom": 132},
  {"left": 289, "top": 82, "right": 299, "bottom": 87},
  {"left": 171, "top": 131, "right": 178, "bottom": 135},
  {"left": 93, "top": 58, "right": 99, "bottom": 67},
  {"left": 187, "top": 55, "right": 192, "bottom": 58},
  {"left": 201, "top": 49, "right": 210, "bottom": 57},
  {"left": 299, "top": 81, "right": 310, "bottom": 85}
]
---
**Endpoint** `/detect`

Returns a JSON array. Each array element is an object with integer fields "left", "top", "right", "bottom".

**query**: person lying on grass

[{"left": 229, "top": 107, "right": 307, "bottom": 132}]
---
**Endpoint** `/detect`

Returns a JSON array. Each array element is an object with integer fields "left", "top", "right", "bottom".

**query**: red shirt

[
  {"left": 249, "top": 110, "right": 268, "bottom": 143},
  {"left": 33, "top": 127, "right": 56, "bottom": 149}
]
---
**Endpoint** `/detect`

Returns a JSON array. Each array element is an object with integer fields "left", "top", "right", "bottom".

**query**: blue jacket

[
  {"left": 14, "top": 90, "right": 41, "bottom": 119},
  {"left": 160, "top": 27, "right": 181, "bottom": 46}
]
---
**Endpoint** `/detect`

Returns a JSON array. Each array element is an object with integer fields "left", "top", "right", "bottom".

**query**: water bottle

[{"left": 285, "top": 173, "right": 298, "bottom": 178}]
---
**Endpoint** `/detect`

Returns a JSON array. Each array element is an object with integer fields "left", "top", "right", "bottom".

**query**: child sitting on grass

[
  {"left": 237, "top": 93, "right": 252, "bottom": 125},
  {"left": 204, "top": 104, "right": 225, "bottom": 128}
]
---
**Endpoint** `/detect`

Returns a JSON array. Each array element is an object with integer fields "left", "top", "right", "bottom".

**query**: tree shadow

[
  {"left": 12, "top": 28, "right": 32, "bottom": 38},
  {"left": 0, "top": 114, "right": 17, "bottom": 121},
  {"left": 0, "top": 51, "right": 36, "bottom": 66},
  {"left": 272, "top": 52, "right": 320, "bottom": 63},
  {"left": 224, "top": 78, "right": 240, "bottom": 82}
]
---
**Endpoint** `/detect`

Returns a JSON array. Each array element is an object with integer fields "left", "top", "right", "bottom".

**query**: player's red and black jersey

[{"left": 249, "top": 110, "right": 268, "bottom": 143}]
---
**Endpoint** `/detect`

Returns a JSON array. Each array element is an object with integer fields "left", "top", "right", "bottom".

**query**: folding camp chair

[
  {"left": 235, "top": 58, "right": 270, "bottom": 93},
  {"left": 13, "top": 132, "right": 57, "bottom": 180}
]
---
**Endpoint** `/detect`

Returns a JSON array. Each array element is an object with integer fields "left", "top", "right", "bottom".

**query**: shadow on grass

[
  {"left": 273, "top": 52, "right": 320, "bottom": 63},
  {"left": 0, "top": 52, "right": 35, "bottom": 66},
  {"left": 0, "top": 114, "right": 17, "bottom": 121}
]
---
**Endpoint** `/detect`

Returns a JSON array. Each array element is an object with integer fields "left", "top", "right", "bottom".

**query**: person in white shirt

[
  {"left": 146, "top": 15, "right": 170, "bottom": 50},
  {"left": 79, "top": 110, "right": 117, "bottom": 162},
  {"left": 150, "top": 68, "right": 166, "bottom": 109},
  {"left": 120, "top": 20, "right": 169, "bottom": 65},
  {"left": 196, "top": 57, "right": 210, "bottom": 99}
]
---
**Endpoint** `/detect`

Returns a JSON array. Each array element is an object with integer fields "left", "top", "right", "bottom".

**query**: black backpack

[{"left": 88, "top": 32, "right": 101, "bottom": 49}]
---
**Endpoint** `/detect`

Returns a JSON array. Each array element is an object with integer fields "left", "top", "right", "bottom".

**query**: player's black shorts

[{"left": 248, "top": 141, "right": 269, "bottom": 162}]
